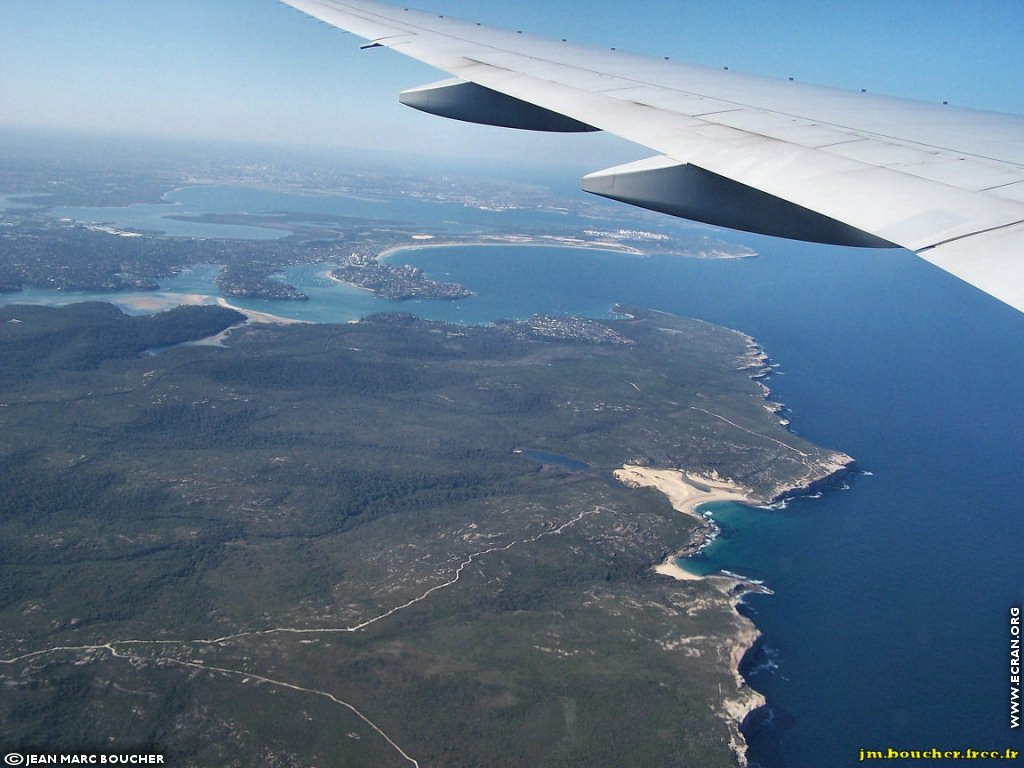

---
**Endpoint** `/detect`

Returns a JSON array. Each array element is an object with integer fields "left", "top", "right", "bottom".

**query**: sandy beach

[
  {"left": 652, "top": 556, "right": 703, "bottom": 581},
  {"left": 215, "top": 297, "right": 305, "bottom": 326},
  {"left": 614, "top": 465, "right": 752, "bottom": 519},
  {"left": 615, "top": 465, "right": 766, "bottom": 763},
  {"left": 615, "top": 465, "right": 753, "bottom": 582},
  {"left": 109, "top": 291, "right": 301, "bottom": 328},
  {"left": 375, "top": 234, "right": 642, "bottom": 262}
]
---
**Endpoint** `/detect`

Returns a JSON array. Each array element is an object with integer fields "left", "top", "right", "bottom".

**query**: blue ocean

[{"left": 8, "top": 185, "right": 1024, "bottom": 766}]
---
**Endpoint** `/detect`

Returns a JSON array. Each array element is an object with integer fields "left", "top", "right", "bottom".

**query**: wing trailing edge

[{"left": 279, "top": 0, "right": 1024, "bottom": 313}]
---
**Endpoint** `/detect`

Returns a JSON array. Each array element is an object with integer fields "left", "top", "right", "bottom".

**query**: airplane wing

[{"left": 279, "top": 0, "right": 1024, "bottom": 312}]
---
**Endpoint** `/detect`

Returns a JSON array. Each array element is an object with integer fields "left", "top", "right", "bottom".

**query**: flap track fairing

[
  {"left": 582, "top": 156, "right": 898, "bottom": 248},
  {"left": 400, "top": 78, "right": 599, "bottom": 132}
]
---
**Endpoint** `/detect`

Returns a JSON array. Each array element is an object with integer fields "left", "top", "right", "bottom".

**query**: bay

[{"left": 49, "top": 183, "right": 600, "bottom": 239}]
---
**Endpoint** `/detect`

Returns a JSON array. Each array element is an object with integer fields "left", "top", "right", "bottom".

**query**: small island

[
  {"left": 215, "top": 263, "right": 310, "bottom": 301},
  {"left": 330, "top": 260, "right": 471, "bottom": 300}
]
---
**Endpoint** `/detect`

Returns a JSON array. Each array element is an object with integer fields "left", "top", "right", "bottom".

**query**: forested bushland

[{"left": 0, "top": 302, "right": 841, "bottom": 767}]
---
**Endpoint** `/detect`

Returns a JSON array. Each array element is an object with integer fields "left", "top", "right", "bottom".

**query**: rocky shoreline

[
  {"left": 615, "top": 455, "right": 851, "bottom": 765},
  {"left": 714, "top": 577, "right": 770, "bottom": 768}
]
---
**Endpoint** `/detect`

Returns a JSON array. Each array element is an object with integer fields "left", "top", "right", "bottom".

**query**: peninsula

[{"left": 0, "top": 301, "right": 850, "bottom": 767}]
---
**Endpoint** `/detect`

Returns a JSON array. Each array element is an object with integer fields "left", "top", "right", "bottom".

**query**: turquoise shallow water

[{"left": 5, "top": 187, "right": 1024, "bottom": 766}]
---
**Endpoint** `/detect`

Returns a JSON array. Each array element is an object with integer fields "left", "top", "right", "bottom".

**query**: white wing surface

[{"left": 280, "top": 0, "right": 1024, "bottom": 312}]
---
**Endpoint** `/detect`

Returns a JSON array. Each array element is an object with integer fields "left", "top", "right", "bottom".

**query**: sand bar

[
  {"left": 114, "top": 291, "right": 216, "bottom": 313},
  {"left": 215, "top": 297, "right": 305, "bottom": 325}
]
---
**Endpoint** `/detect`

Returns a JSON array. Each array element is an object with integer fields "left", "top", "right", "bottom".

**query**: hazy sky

[{"left": 1, "top": 0, "right": 1021, "bottom": 171}]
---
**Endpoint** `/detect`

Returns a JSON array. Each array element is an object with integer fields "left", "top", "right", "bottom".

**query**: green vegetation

[{"left": 0, "top": 302, "right": 847, "bottom": 766}]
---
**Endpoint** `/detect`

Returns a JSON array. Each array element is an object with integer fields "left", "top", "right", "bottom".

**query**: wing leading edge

[{"left": 279, "top": 0, "right": 1024, "bottom": 312}]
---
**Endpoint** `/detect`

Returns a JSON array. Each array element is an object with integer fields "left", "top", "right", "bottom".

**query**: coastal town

[{"left": 0, "top": 147, "right": 756, "bottom": 306}]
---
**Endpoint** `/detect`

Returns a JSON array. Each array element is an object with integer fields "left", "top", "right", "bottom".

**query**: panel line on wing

[{"left": 915, "top": 218, "right": 1024, "bottom": 252}]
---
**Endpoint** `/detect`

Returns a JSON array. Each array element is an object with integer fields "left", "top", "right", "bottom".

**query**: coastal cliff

[{"left": 609, "top": 319, "right": 853, "bottom": 765}]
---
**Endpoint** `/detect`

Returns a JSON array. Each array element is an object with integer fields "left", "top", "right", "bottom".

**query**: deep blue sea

[{"left": 7, "top": 185, "right": 1024, "bottom": 766}]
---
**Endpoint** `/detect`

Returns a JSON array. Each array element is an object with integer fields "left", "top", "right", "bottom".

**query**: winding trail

[
  {"left": 689, "top": 405, "right": 811, "bottom": 457},
  {"left": 1, "top": 506, "right": 602, "bottom": 766},
  {"left": 108, "top": 645, "right": 422, "bottom": 768},
  {"left": 624, "top": 377, "right": 809, "bottom": 460}
]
